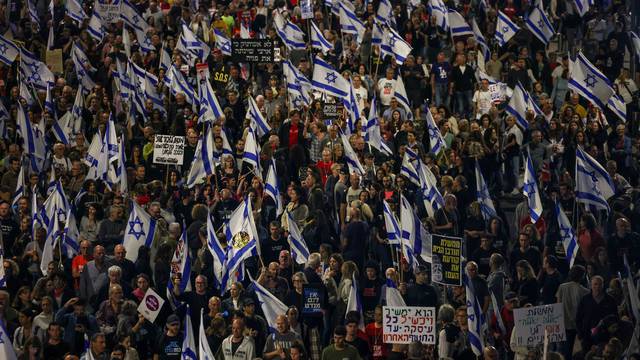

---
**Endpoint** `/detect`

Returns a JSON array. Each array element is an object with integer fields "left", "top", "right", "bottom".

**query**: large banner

[
  {"left": 382, "top": 306, "right": 436, "bottom": 344},
  {"left": 513, "top": 303, "right": 566, "bottom": 347},
  {"left": 153, "top": 135, "right": 185, "bottom": 165},
  {"left": 431, "top": 235, "right": 463, "bottom": 286}
]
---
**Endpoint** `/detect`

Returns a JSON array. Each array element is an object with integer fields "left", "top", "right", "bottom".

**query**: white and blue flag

[
  {"left": 181, "top": 22, "right": 210, "bottom": 61},
  {"left": 555, "top": 201, "right": 578, "bottom": 268},
  {"left": 425, "top": 109, "right": 445, "bottom": 154},
  {"left": 393, "top": 74, "right": 413, "bottom": 118},
  {"left": 448, "top": 9, "right": 473, "bottom": 38},
  {"left": 66, "top": 0, "right": 87, "bottom": 23},
  {"left": 207, "top": 210, "right": 226, "bottom": 290},
  {"left": 568, "top": 51, "right": 614, "bottom": 110},
  {"left": 186, "top": 125, "right": 216, "bottom": 187},
  {"left": 464, "top": 270, "right": 485, "bottom": 356},
  {"left": 166, "top": 65, "right": 196, "bottom": 105},
  {"left": 312, "top": 57, "right": 350, "bottom": 98},
  {"left": 11, "top": 164, "right": 24, "bottom": 211},
  {"left": 523, "top": 151, "right": 543, "bottom": 223},
  {"left": 525, "top": 5, "right": 554, "bottom": 45},
  {"left": 283, "top": 60, "right": 312, "bottom": 109},
  {"left": 27, "top": 0, "right": 39, "bottom": 29},
  {"left": 506, "top": 82, "right": 534, "bottom": 130},
  {"left": 428, "top": 0, "right": 448, "bottom": 30},
  {"left": 87, "top": 12, "right": 105, "bottom": 42},
  {"left": 251, "top": 274, "right": 289, "bottom": 333},
  {"left": 123, "top": 201, "right": 157, "bottom": 261},
  {"left": 380, "top": 27, "right": 413, "bottom": 65},
  {"left": 340, "top": 132, "right": 365, "bottom": 176},
  {"left": 400, "top": 152, "right": 421, "bottom": 187},
  {"left": 630, "top": 31, "right": 640, "bottom": 59},
  {"left": 0, "top": 319, "right": 17, "bottom": 360},
  {"left": 339, "top": 1, "right": 365, "bottom": 42},
  {"left": 400, "top": 194, "right": 432, "bottom": 266},
  {"left": 247, "top": 96, "right": 271, "bottom": 137},
  {"left": 198, "top": 76, "right": 224, "bottom": 122},
  {"left": 242, "top": 127, "right": 261, "bottom": 171},
  {"left": 574, "top": 0, "right": 590, "bottom": 17},
  {"left": 62, "top": 207, "right": 80, "bottom": 259},
  {"left": 382, "top": 200, "right": 401, "bottom": 246},
  {"left": 385, "top": 279, "right": 406, "bottom": 306},
  {"left": 287, "top": 211, "right": 310, "bottom": 265},
  {"left": 213, "top": 28, "right": 232, "bottom": 56},
  {"left": 310, "top": 21, "right": 332, "bottom": 54},
  {"left": 0, "top": 35, "right": 20, "bottom": 66},
  {"left": 20, "top": 49, "right": 54, "bottom": 89},
  {"left": 16, "top": 102, "right": 46, "bottom": 172},
  {"left": 575, "top": 147, "right": 614, "bottom": 211},
  {"left": 345, "top": 273, "right": 365, "bottom": 331},
  {"left": 276, "top": 20, "right": 306, "bottom": 50},
  {"left": 471, "top": 18, "right": 491, "bottom": 61},
  {"left": 363, "top": 96, "right": 392, "bottom": 156},
  {"left": 222, "top": 198, "right": 259, "bottom": 292},
  {"left": 264, "top": 159, "right": 283, "bottom": 217},
  {"left": 181, "top": 305, "right": 197, "bottom": 360},
  {"left": 41, "top": 211, "right": 61, "bottom": 276},
  {"left": 495, "top": 11, "right": 520, "bottom": 47},
  {"left": 607, "top": 94, "right": 626, "bottom": 123},
  {"left": 475, "top": 159, "right": 497, "bottom": 221},
  {"left": 120, "top": 0, "right": 148, "bottom": 32},
  {"left": 199, "top": 310, "right": 216, "bottom": 360}
]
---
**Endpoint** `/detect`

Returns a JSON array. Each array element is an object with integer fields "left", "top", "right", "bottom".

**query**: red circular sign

[{"left": 146, "top": 295, "right": 159, "bottom": 311}]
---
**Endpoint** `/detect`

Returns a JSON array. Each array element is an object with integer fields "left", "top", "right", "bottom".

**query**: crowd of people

[{"left": 0, "top": 0, "right": 638, "bottom": 359}]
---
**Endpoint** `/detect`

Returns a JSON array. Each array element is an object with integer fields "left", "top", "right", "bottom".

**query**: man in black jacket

[
  {"left": 449, "top": 53, "right": 475, "bottom": 118},
  {"left": 576, "top": 276, "right": 618, "bottom": 352},
  {"left": 403, "top": 265, "right": 440, "bottom": 309}
]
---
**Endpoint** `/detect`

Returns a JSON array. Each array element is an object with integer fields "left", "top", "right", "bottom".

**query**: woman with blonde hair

[
  {"left": 334, "top": 261, "right": 358, "bottom": 325},
  {"left": 513, "top": 260, "right": 539, "bottom": 305}
]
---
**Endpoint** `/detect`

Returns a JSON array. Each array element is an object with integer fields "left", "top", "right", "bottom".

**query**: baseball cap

[{"left": 166, "top": 314, "right": 180, "bottom": 325}]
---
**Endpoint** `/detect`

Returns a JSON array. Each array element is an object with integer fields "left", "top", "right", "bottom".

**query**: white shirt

[
  {"left": 353, "top": 86, "right": 368, "bottom": 110},
  {"left": 472, "top": 89, "right": 493, "bottom": 118},
  {"left": 377, "top": 78, "right": 396, "bottom": 106}
]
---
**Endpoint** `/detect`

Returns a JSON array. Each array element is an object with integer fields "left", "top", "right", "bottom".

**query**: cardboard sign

[
  {"left": 153, "top": 135, "right": 185, "bottom": 165},
  {"left": 231, "top": 39, "right": 275, "bottom": 63},
  {"left": 95, "top": 2, "right": 122, "bottom": 23},
  {"left": 137, "top": 288, "right": 165, "bottom": 322},
  {"left": 513, "top": 303, "right": 566, "bottom": 347},
  {"left": 322, "top": 103, "right": 343, "bottom": 124},
  {"left": 302, "top": 286, "right": 323, "bottom": 316},
  {"left": 431, "top": 235, "right": 462, "bottom": 286},
  {"left": 196, "top": 63, "right": 209, "bottom": 80},
  {"left": 382, "top": 306, "right": 436, "bottom": 344},
  {"left": 489, "top": 83, "right": 507, "bottom": 104},
  {"left": 46, "top": 49, "right": 63, "bottom": 74}
]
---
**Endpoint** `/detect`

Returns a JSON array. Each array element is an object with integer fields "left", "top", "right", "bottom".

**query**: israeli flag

[
  {"left": 287, "top": 211, "right": 310, "bottom": 265},
  {"left": 0, "top": 101, "right": 9, "bottom": 139},
  {"left": 116, "top": 134, "right": 129, "bottom": 196},
  {"left": 222, "top": 198, "right": 259, "bottom": 291},
  {"left": 623, "top": 255, "right": 640, "bottom": 321},
  {"left": 167, "top": 223, "right": 192, "bottom": 294},
  {"left": 276, "top": 20, "right": 306, "bottom": 50},
  {"left": 11, "top": 165, "right": 24, "bottom": 211},
  {"left": 242, "top": 127, "right": 261, "bottom": 170},
  {"left": 506, "top": 82, "right": 533, "bottom": 130},
  {"left": 523, "top": 151, "right": 543, "bottom": 223},
  {"left": 371, "top": 20, "right": 384, "bottom": 46},
  {"left": 135, "top": 28, "right": 155, "bottom": 54},
  {"left": 283, "top": 60, "right": 312, "bottom": 109},
  {"left": 555, "top": 200, "right": 578, "bottom": 268},
  {"left": 385, "top": 279, "right": 406, "bottom": 306},
  {"left": 568, "top": 51, "right": 614, "bottom": 110},
  {"left": 401, "top": 152, "right": 421, "bottom": 186},
  {"left": 490, "top": 291, "right": 506, "bottom": 334},
  {"left": 264, "top": 159, "right": 283, "bottom": 217},
  {"left": 471, "top": 19, "right": 491, "bottom": 61},
  {"left": 27, "top": 0, "right": 39, "bottom": 28},
  {"left": 250, "top": 274, "right": 289, "bottom": 333},
  {"left": 607, "top": 94, "right": 626, "bottom": 123},
  {"left": 310, "top": 21, "right": 332, "bottom": 54},
  {"left": 392, "top": 74, "right": 413, "bottom": 118},
  {"left": 46, "top": 168, "right": 57, "bottom": 196},
  {"left": 382, "top": 200, "right": 401, "bottom": 246},
  {"left": 363, "top": 96, "right": 392, "bottom": 156},
  {"left": 66, "top": 0, "right": 87, "bottom": 23},
  {"left": 20, "top": 49, "right": 54, "bottom": 89},
  {"left": 199, "top": 310, "right": 216, "bottom": 360},
  {"left": 182, "top": 305, "right": 197, "bottom": 360},
  {"left": 575, "top": 147, "right": 614, "bottom": 211},
  {"left": 475, "top": 159, "right": 497, "bottom": 221},
  {"left": 206, "top": 211, "right": 226, "bottom": 289},
  {"left": 375, "top": 0, "right": 393, "bottom": 25},
  {"left": 0, "top": 247, "right": 6, "bottom": 288},
  {"left": 380, "top": 27, "right": 413, "bottom": 65},
  {"left": 0, "top": 320, "right": 17, "bottom": 360},
  {"left": 400, "top": 194, "right": 432, "bottom": 266},
  {"left": 345, "top": 274, "right": 365, "bottom": 331},
  {"left": 464, "top": 270, "right": 485, "bottom": 356},
  {"left": 123, "top": 201, "right": 157, "bottom": 261},
  {"left": 213, "top": 28, "right": 232, "bottom": 56},
  {"left": 72, "top": 43, "right": 97, "bottom": 91},
  {"left": 87, "top": 12, "right": 105, "bottom": 42},
  {"left": 166, "top": 65, "right": 197, "bottom": 104},
  {"left": 312, "top": 57, "right": 350, "bottom": 98},
  {"left": 186, "top": 125, "right": 216, "bottom": 187},
  {"left": 448, "top": 9, "right": 473, "bottom": 38},
  {"left": 343, "top": 80, "right": 362, "bottom": 135},
  {"left": 574, "top": 0, "right": 590, "bottom": 17},
  {"left": 495, "top": 11, "right": 520, "bottom": 47},
  {"left": 416, "top": 158, "right": 444, "bottom": 218},
  {"left": 44, "top": 83, "right": 56, "bottom": 115},
  {"left": 339, "top": 1, "right": 365, "bottom": 42},
  {"left": 120, "top": 0, "right": 147, "bottom": 32},
  {"left": 181, "top": 22, "right": 210, "bottom": 61},
  {"left": 159, "top": 42, "right": 172, "bottom": 71},
  {"left": 427, "top": 0, "right": 448, "bottom": 30},
  {"left": 198, "top": 76, "right": 224, "bottom": 121},
  {"left": 61, "top": 207, "right": 80, "bottom": 259},
  {"left": 425, "top": 109, "right": 445, "bottom": 154},
  {"left": 41, "top": 212, "right": 60, "bottom": 276},
  {"left": 525, "top": 5, "right": 554, "bottom": 46},
  {"left": 247, "top": 96, "right": 271, "bottom": 137},
  {"left": 16, "top": 102, "right": 46, "bottom": 172},
  {"left": 340, "top": 132, "right": 365, "bottom": 175},
  {"left": 52, "top": 113, "right": 74, "bottom": 145}
]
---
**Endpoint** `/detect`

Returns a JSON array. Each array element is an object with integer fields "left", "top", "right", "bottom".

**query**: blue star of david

[
  {"left": 502, "top": 26, "right": 509, "bottom": 33},
  {"left": 222, "top": 43, "right": 231, "bottom": 52},
  {"left": 537, "top": 19, "right": 544, "bottom": 28},
  {"left": 591, "top": 184, "right": 602, "bottom": 197},
  {"left": 0, "top": 43, "right": 7, "bottom": 55},
  {"left": 56, "top": 208, "right": 66, "bottom": 222},
  {"left": 325, "top": 72, "right": 337, "bottom": 84},
  {"left": 25, "top": 61, "right": 40, "bottom": 73},
  {"left": 586, "top": 170, "right": 598, "bottom": 183},
  {"left": 584, "top": 74, "right": 597, "bottom": 88},
  {"left": 292, "top": 96, "right": 302, "bottom": 108},
  {"left": 132, "top": 15, "right": 139, "bottom": 24},
  {"left": 559, "top": 224, "right": 573, "bottom": 242},
  {"left": 523, "top": 181, "right": 536, "bottom": 195},
  {"left": 128, "top": 216, "right": 146, "bottom": 240},
  {"left": 143, "top": 37, "right": 152, "bottom": 47},
  {"left": 427, "top": 125, "right": 439, "bottom": 138},
  {"left": 389, "top": 36, "right": 397, "bottom": 47},
  {"left": 29, "top": 72, "right": 41, "bottom": 83}
]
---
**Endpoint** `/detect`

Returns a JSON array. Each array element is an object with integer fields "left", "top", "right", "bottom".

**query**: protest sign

[
  {"left": 302, "top": 286, "right": 323, "bottom": 316},
  {"left": 95, "top": 2, "right": 121, "bottom": 23},
  {"left": 300, "top": 0, "right": 313, "bottom": 19},
  {"left": 153, "top": 135, "right": 185, "bottom": 165},
  {"left": 46, "top": 49, "right": 63, "bottom": 74},
  {"left": 137, "top": 288, "right": 165, "bottom": 322},
  {"left": 231, "top": 39, "right": 275, "bottom": 63},
  {"left": 489, "top": 83, "right": 507, "bottom": 104},
  {"left": 382, "top": 306, "right": 436, "bottom": 344},
  {"left": 431, "top": 235, "right": 462, "bottom": 286},
  {"left": 513, "top": 303, "right": 566, "bottom": 347}
]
